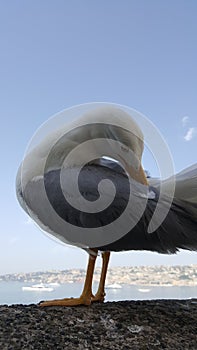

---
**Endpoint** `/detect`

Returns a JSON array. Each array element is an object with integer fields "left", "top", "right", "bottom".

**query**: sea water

[{"left": 0, "top": 281, "right": 196, "bottom": 305}]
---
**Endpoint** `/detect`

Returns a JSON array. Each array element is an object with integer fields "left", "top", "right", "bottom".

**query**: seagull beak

[
  {"left": 126, "top": 163, "right": 148, "bottom": 185},
  {"left": 116, "top": 145, "right": 147, "bottom": 185}
]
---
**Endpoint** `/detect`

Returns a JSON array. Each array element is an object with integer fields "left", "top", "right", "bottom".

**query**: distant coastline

[{"left": 1, "top": 264, "right": 196, "bottom": 287}]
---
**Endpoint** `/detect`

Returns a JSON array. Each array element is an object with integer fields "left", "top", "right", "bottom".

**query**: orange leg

[
  {"left": 39, "top": 250, "right": 98, "bottom": 307},
  {"left": 91, "top": 251, "right": 110, "bottom": 303}
]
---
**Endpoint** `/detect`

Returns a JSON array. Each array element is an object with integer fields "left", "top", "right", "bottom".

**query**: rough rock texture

[{"left": 0, "top": 300, "right": 196, "bottom": 349}]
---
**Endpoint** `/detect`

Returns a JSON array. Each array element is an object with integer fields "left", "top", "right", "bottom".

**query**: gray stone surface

[{"left": 0, "top": 300, "right": 196, "bottom": 349}]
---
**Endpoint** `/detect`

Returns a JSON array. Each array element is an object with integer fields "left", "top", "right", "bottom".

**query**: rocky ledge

[{"left": 0, "top": 299, "right": 197, "bottom": 349}]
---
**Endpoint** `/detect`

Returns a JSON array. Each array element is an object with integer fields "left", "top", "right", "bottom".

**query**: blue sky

[{"left": 0, "top": 0, "right": 197, "bottom": 274}]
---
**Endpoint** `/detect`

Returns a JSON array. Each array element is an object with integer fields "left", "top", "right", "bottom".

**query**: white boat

[
  {"left": 138, "top": 288, "right": 151, "bottom": 293},
  {"left": 22, "top": 284, "right": 54, "bottom": 292},
  {"left": 106, "top": 283, "right": 122, "bottom": 289},
  {"left": 48, "top": 282, "right": 60, "bottom": 287}
]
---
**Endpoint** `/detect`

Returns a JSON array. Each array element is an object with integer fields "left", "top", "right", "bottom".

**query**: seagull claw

[
  {"left": 91, "top": 293, "right": 105, "bottom": 303},
  {"left": 39, "top": 296, "right": 92, "bottom": 307}
]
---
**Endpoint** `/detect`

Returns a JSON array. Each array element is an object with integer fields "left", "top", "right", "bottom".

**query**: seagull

[{"left": 16, "top": 106, "right": 197, "bottom": 306}]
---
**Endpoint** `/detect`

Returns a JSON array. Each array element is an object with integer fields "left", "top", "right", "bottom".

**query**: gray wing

[
  {"left": 97, "top": 163, "right": 197, "bottom": 253},
  {"left": 148, "top": 163, "right": 197, "bottom": 216},
  {"left": 20, "top": 159, "right": 197, "bottom": 253}
]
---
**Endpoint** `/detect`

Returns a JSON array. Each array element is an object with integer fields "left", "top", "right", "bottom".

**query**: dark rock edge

[{"left": 0, "top": 299, "right": 197, "bottom": 350}]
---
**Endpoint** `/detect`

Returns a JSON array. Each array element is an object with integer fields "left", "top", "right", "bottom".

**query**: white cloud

[
  {"left": 184, "top": 127, "right": 196, "bottom": 141},
  {"left": 182, "top": 116, "right": 189, "bottom": 127}
]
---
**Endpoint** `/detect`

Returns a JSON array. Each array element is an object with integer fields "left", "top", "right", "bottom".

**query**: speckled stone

[{"left": 0, "top": 300, "right": 196, "bottom": 349}]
